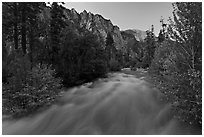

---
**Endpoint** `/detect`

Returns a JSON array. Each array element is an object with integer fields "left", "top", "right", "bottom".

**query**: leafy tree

[
  {"left": 151, "top": 2, "right": 202, "bottom": 125},
  {"left": 169, "top": 2, "right": 202, "bottom": 125},
  {"left": 3, "top": 61, "right": 62, "bottom": 117},
  {"left": 57, "top": 29, "right": 108, "bottom": 86},
  {"left": 169, "top": 2, "right": 202, "bottom": 73},
  {"left": 79, "top": 32, "right": 108, "bottom": 79}
]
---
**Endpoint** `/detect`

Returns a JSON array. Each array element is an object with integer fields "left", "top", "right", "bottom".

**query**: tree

[
  {"left": 152, "top": 2, "right": 202, "bottom": 125},
  {"left": 50, "top": 2, "right": 66, "bottom": 65},
  {"left": 19, "top": 3, "right": 27, "bottom": 54},
  {"left": 2, "top": 3, "right": 19, "bottom": 49},
  {"left": 3, "top": 2, "right": 45, "bottom": 56},
  {"left": 169, "top": 2, "right": 202, "bottom": 72},
  {"left": 142, "top": 25, "right": 156, "bottom": 68},
  {"left": 26, "top": 2, "right": 45, "bottom": 67},
  {"left": 105, "top": 32, "right": 115, "bottom": 60},
  {"left": 169, "top": 2, "right": 202, "bottom": 125},
  {"left": 2, "top": 2, "right": 112, "bottom": 117},
  {"left": 57, "top": 29, "right": 108, "bottom": 86},
  {"left": 105, "top": 32, "right": 120, "bottom": 70},
  {"left": 158, "top": 30, "right": 165, "bottom": 42},
  {"left": 2, "top": 3, "right": 63, "bottom": 117},
  {"left": 13, "top": 3, "right": 19, "bottom": 49},
  {"left": 78, "top": 31, "right": 108, "bottom": 80},
  {"left": 159, "top": 16, "right": 168, "bottom": 42}
]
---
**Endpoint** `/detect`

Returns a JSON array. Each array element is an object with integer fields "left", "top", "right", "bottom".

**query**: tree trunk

[
  {"left": 21, "top": 3, "right": 26, "bottom": 54},
  {"left": 29, "top": 28, "right": 34, "bottom": 69},
  {"left": 14, "top": 2, "right": 18, "bottom": 49}
]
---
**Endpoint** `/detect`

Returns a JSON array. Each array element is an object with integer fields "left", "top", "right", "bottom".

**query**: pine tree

[
  {"left": 105, "top": 32, "right": 115, "bottom": 60},
  {"left": 13, "top": 3, "right": 19, "bottom": 49},
  {"left": 158, "top": 30, "right": 165, "bottom": 42},
  {"left": 142, "top": 25, "right": 156, "bottom": 68},
  {"left": 50, "top": 2, "right": 66, "bottom": 65},
  {"left": 19, "top": 3, "right": 27, "bottom": 54},
  {"left": 3, "top": 2, "right": 44, "bottom": 54},
  {"left": 2, "top": 3, "right": 19, "bottom": 49},
  {"left": 158, "top": 17, "right": 167, "bottom": 42},
  {"left": 26, "top": 2, "right": 45, "bottom": 67}
]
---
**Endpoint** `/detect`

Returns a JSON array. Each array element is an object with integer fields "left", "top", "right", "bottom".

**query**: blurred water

[{"left": 2, "top": 73, "right": 201, "bottom": 135}]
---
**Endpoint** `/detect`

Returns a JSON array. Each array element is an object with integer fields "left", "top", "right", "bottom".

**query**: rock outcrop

[
  {"left": 64, "top": 8, "right": 125, "bottom": 50},
  {"left": 43, "top": 7, "right": 148, "bottom": 55},
  {"left": 121, "top": 29, "right": 147, "bottom": 42}
]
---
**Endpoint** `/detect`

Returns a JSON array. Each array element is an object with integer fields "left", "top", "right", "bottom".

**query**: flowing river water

[{"left": 2, "top": 71, "right": 202, "bottom": 135}]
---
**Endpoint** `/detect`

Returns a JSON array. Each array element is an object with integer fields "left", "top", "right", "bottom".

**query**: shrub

[
  {"left": 3, "top": 58, "right": 62, "bottom": 117},
  {"left": 57, "top": 30, "right": 108, "bottom": 86},
  {"left": 109, "top": 58, "right": 121, "bottom": 71},
  {"left": 150, "top": 40, "right": 202, "bottom": 126},
  {"left": 80, "top": 59, "right": 108, "bottom": 81},
  {"left": 172, "top": 69, "right": 202, "bottom": 125}
]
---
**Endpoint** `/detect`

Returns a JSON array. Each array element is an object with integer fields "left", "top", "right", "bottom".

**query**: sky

[{"left": 65, "top": 2, "right": 174, "bottom": 35}]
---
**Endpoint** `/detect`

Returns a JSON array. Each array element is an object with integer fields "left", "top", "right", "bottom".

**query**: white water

[{"left": 2, "top": 73, "right": 201, "bottom": 135}]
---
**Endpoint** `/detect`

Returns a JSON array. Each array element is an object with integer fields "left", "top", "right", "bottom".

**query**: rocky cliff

[
  {"left": 42, "top": 6, "right": 148, "bottom": 56},
  {"left": 63, "top": 8, "right": 125, "bottom": 50},
  {"left": 121, "top": 29, "right": 147, "bottom": 42}
]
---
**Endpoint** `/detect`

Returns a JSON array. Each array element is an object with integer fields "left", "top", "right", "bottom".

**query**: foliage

[
  {"left": 77, "top": 31, "right": 108, "bottom": 81},
  {"left": 2, "top": 3, "right": 15, "bottom": 42},
  {"left": 104, "top": 32, "right": 123, "bottom": 71},
  {"left": 2, "top": 2, "right": 111, "bottom": 118},
  {"left": 3, "top": 52, "right": 62, "bottom": 117},
  {"left": 139, "top": 26, "right": 156, "bottom": 68},
  {"left": 109, "top": 58, "right": 121, "bottom": 71},
  {"left": 150, "top": 2, "right": 202, "bottom": 126},
  {"left": 3, "top": 2, "right": 45, "bottom": 53},
  {"left": 105, "top": 32, "right": 117, "bottom": 66},
  {"left": 50, "top": 2, "right": 66, "bottom": 65},
  {"left": 56, "top": 29, "right": 108, "bottom": 86},
  {"left": 150, "top": 40, "right": 176, "bottom": 75}
]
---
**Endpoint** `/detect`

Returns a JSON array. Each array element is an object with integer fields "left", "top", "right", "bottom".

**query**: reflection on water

[{"left": 2, "top": 73, "right": 201, "bottom": 135}]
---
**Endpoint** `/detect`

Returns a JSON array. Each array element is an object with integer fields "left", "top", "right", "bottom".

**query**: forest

[{"left": 2, "top": 2, "right": 202, "bottom": 128}]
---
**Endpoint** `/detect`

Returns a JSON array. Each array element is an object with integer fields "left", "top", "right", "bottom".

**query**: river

[{"left": 2, "top": 71, "right": 201, "bottom": 135}]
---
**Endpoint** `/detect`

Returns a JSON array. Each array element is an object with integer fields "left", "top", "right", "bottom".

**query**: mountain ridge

[
  {"left": 63, "top": 8, "right": 148, "bottom": 50},
  {"left": 63, "top": 8, "right": 126, "bottom": 50}
]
